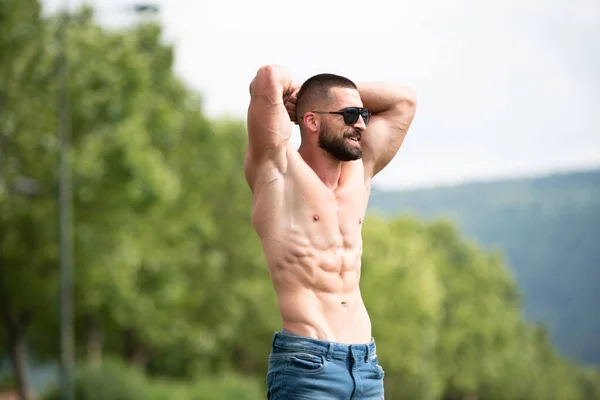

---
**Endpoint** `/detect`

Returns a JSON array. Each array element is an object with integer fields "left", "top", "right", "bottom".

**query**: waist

[
  {"left": 271, "top": 329, "right": 378, "bottom": 361},
  {"left": 276, "top": 290, "right": 371, "bottom": 343}
]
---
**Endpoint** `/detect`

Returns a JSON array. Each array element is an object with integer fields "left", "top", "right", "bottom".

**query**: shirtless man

[{"left": 244, "top": 65, "right": 417, "bottom": 399}]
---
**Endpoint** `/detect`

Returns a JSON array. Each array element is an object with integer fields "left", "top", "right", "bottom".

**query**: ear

[{"left": 302, "top": 112, "right": 319, "bottom": 133}]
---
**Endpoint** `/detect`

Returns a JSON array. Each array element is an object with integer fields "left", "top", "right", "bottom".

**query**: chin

[{"left": 336, "top": 151, "right": 362, "bottom": 162}]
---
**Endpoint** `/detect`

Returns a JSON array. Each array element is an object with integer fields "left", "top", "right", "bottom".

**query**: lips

[
  {"left": 345, "top": 129, "right": 362, "bottom": 142},
  {"left": 345, "top": 132, "right": 361, "bottom": 142}
]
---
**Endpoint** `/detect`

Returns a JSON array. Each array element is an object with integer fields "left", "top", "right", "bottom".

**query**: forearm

[
  {"left": 358, "top": 82, "right": 418, "bottom": 177},
  {"left": 357, "top": 82, "right": 417, "bottom": 114}
]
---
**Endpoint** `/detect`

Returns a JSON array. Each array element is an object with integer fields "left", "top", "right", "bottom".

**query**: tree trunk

[
  {"left": 1, "top": 298, "right": 32, "bottom": 400},
  {"left": 9, "top": 328, "right": 32, "bottom": 400},
  {"left": 122, "top": 329, "right": 148, "bottom": 369},
  {"left": 85, "top": 315, "right": 103, "bottom": 365},
  {"left": 128, "top": 347, "right": 148, "bottom": 369}
]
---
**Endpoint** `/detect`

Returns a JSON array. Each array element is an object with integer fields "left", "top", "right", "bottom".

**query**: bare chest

[{"left": 285, "top": 164, "right": 367, "bottom": 251}]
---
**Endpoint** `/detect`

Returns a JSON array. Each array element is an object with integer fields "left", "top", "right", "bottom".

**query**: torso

[{"left": 250, "top": 144, "right": 372, "bottom": 344}]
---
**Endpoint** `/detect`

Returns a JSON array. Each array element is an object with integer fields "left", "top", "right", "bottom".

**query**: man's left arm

[{"left": 358, "top": 82, "right": 417, "bottom": 179}]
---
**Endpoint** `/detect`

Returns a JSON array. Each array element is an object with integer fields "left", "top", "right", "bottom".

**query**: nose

[{"left": 353, "top": 115, "right": 367, "bottom": 131}]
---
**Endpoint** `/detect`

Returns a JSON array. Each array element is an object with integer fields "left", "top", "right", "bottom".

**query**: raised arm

[
  {"left": 358, "top": 82, "right": 417, "bottom": 179},
  {"left": 245, "top": 65, "right": 298, "bottom": 189}
]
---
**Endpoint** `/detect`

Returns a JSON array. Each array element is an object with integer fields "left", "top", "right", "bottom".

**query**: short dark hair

[{"left": 296, "top": 73, "right": 357, "bottom": 119}]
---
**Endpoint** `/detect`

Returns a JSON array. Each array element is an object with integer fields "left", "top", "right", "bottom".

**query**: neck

[{"left": 298, "top": 142, "right": 343, "bottom": 190}]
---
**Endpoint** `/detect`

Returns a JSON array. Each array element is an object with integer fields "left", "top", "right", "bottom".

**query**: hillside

[{"left": 367, "top": 168, "right": 600, "bottom": 366}]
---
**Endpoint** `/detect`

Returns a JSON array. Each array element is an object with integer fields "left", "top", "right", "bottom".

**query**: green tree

[
  {"left": 0, "top": 4, "right": 215, "bottom": 396},
  {"left": 424, "top": 219, "right": 524, "bottom": 399},
  {"left": 0, "top": 0, "right": 58, "bottom": 398},
  {"left": 360, "top": 215, "right": 445, "bottom": 399},
  {"left": 49, "top": 8, "right": 222, "bottom": 372}
]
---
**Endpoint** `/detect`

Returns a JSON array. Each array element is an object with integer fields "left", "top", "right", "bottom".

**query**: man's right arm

[{"left": 245, "top": 65, "right": 296, "bottom": 189}]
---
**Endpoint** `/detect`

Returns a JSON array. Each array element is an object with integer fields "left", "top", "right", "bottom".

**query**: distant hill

[{"left": 367, "top": 168, "right": 600, "bottom": 366}]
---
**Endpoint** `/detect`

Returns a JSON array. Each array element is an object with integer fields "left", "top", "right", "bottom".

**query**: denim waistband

[{"left": 271, "top": 329, "right": 377, "bottom": 361}]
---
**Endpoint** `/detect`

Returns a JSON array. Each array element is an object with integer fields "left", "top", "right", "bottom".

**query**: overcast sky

[{"left": 43, "top": 0, "right": 599, "bottom": 189}]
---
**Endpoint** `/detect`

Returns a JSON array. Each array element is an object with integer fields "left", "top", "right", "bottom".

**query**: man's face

[{"left": 317, "top": 88, "right": 366, "bottom": 162}]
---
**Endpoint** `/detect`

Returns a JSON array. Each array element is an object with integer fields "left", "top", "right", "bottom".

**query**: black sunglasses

[{"left": 312, "top": 107, "right": 371, "bottom": 126}]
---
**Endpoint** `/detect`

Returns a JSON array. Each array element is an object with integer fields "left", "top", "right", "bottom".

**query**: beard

[{"left": 318, "top": 124, "right": 363, "bottom": 162}]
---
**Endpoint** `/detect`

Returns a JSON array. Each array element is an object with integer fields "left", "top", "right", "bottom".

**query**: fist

[{"left": 284, "top": 83, "right": 300, "bottom": 124}]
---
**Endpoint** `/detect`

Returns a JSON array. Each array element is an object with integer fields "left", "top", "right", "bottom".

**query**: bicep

[{"left": 245, "top": 96, "right": 291, "bottom": 190}]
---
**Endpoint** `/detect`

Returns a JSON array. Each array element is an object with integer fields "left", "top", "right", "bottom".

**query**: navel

[
  {"left": 313, "top": 214, "right": 320, "bottom": 222},
  {"left": 341, "top": 301, "right": 348, "bottom": 309}
]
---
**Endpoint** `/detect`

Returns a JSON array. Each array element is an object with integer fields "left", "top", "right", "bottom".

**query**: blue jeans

[{"left": 266, "top": 329, "right": 385, "bottom": 399}]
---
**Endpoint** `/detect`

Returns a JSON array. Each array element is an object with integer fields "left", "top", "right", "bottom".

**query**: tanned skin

[{"left": 244, "top": 65, "right": 417, "bottom": 344}]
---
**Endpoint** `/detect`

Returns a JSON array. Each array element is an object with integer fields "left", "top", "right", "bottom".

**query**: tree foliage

[{"left": 368, "top": 169, "right": 600, "bottom": 366}]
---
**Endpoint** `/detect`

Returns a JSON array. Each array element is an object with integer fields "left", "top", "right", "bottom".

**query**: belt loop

[
  {"left": 326, "top": 343, "right": 334, "bottom": 361},
  {"left": 364, "top": 344, "right": 369, "bottom": 363}
]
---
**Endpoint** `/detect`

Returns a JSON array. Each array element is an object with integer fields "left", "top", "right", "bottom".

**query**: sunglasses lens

[
  {"left": 361, "top": 110, "right": 370, "bottom": 125},
  {"left": 343, "top": 108, "right": 360, "bottom": 125}
]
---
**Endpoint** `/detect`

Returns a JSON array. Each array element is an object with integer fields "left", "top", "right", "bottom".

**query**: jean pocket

[
  {"left": 285, "top": 352, "right": 326, "bottom": 374},
  {"left": 368, "top": 355, "right": 385, "bottom": 378}
]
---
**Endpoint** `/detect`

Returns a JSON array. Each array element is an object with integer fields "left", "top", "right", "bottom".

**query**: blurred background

[{"left": 1, "top": 0, "right": 599, "bottom": 399}]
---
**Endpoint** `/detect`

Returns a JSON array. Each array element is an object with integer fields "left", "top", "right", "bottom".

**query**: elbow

[
  {"left": 401, "top": 86, "right": 418, "bottom": 106},
  {"left": 250, "top": 65, "right": 286, "bottom": 96},
  {"left": 256, "top": 64, "right": 285, "bottom": 79},
  {"left": 388, "top": 87, "right": 417, "bottom": 119},
  {"left": 398, "top": 87, "right": 417, "bottom": 114}
]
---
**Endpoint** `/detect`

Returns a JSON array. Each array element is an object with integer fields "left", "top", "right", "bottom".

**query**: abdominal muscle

[{"left": 255, "top": 187, "right": 373, "bottom": 344}]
